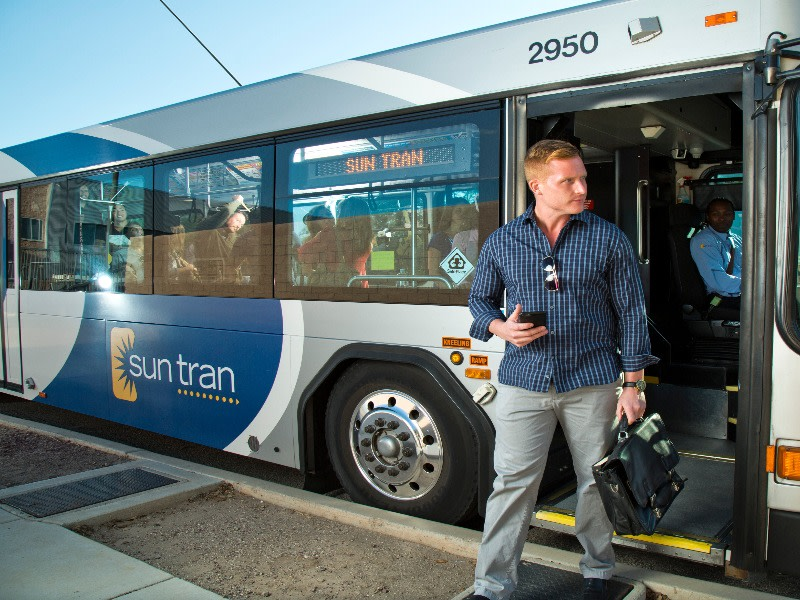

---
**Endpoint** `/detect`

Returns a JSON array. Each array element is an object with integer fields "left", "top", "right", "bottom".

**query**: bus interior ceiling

[{"left": 528, "top": 91, "right": 742, "bottom": 562}]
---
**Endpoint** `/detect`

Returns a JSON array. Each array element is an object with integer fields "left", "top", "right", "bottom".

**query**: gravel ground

[
  {"left": 75, "top": 483, "right": 476, "bottom": 600},
  {"left": 0, "top": 422, "right": 476, "bottom": 599},
  {"left": 0, "top": 423, "right": 129, "bottom": 488}
]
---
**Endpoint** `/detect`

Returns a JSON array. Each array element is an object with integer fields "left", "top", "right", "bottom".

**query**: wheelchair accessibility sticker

[{"left": 440, "top": 247, "right": 474, "bottom": 286}]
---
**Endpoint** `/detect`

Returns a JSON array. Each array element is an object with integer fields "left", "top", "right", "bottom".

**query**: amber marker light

[
  {"left": 38, "top": 392, "right": 47, "bottom": 399},
  {"left": 450, "top": 351, "right": 464, "bottom": 365},
  {"left": 767, "top": 445, "right": 776, "bottom": 473},
  {"left": 465, "top": 368, "right": 491, "bottom": 380},
  {"left": 705, "top": 11, "right": 737, "bottom": 27},
  {"left": 777, "top": 445, "right": 800, "bottom": 481}
]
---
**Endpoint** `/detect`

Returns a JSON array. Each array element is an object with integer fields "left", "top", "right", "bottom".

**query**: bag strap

[{"left": 617, "top": 413, "right": 645, "bottom": 442}]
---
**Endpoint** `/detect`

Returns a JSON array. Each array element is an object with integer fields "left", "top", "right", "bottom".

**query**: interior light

[
  {"left": 689, "top": 145, "right": 704, "bottom": 159},
  {"left": 640, "top": 125, "right": 666, "bottom": 140}
]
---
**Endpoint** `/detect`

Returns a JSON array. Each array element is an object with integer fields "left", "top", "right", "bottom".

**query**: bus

[{"left": 1, "top": 0, "right": 799, "bottom": 579}]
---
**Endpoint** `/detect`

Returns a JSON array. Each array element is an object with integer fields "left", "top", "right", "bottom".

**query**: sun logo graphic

[{"left": 111, "top": 327, "right": 138, "bottom": 402}]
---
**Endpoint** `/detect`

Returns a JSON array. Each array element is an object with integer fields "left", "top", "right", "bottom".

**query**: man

[
  {"left": 689, "top": 197, "right": 741, "bottom": 320},
  {"left": 193, "top": 194, "right": 250, "bottom": 232},
  {"left": 297, "top": 204, "right": 337, "bottom": 285},
  {"left": 196, "top": 211, "right": 246, "bottom": 282},
  {"left": 466, "top": 139, "right": 658, "bottom": 600}
]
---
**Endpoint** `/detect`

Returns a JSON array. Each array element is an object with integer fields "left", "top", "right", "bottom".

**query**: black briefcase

[{"left": 592, "top": 413, "right": 686, "bottom": 536}]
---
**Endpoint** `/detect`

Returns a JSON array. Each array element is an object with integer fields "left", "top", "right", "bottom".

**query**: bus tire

[{"left": 325, "top": 361, "right": 478, "bottom": 523}]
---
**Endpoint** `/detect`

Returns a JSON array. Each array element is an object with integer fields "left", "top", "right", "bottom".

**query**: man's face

[
  {"left": 529, "top": 156, "right": 588, "bottom": 218},
  {"left": 112, "top": 204, "right": 127, "bottom": 225},
  {"left": 705, "top": 200, "right": 735, "bottom": 233},
  {"left": 226, "top": 213, "right": 245, "bottom": 233}
]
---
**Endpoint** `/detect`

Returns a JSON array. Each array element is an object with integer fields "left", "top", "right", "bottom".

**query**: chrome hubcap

[{"left": 349, "top": 389, "right": 443, "bottom": 500}]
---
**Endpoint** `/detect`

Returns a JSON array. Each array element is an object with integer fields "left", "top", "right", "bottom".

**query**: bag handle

[{"left": 617, "top": 412, "right": 645, "bottom": 442}]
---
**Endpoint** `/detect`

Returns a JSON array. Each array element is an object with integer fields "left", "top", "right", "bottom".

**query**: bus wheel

[{"left": 325, "top": 361, "right": 478, "bottom": 523}]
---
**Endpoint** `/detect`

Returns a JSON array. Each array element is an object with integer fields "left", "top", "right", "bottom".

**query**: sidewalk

[{"left": 0, "top": 412, "right": 792, "bottom": 600}]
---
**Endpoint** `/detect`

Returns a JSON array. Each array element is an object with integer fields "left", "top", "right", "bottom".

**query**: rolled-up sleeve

[
  {"left": 608, "top": 234, "right": 659, "bottom": 372},
  {"left": 468, "top": 237, "right": 506, "bottom": 342}
]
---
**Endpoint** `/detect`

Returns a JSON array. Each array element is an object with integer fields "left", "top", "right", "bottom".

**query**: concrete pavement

[{"left": 0, "top": 412, "right": 793, "bottom": 600}]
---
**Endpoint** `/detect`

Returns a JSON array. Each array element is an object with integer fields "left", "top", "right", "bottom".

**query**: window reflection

[
  {"left": 20, "top": 168, "right": 151, "bottom": 293},
  {"left": 154, "top": 149, "right": 272, "bottom": 298},
  {"left": 289, "top": 186, "right": 485, "bottom": 290},
  {"left": 276, "top": 111, "right": 500, "bottom": 304}
]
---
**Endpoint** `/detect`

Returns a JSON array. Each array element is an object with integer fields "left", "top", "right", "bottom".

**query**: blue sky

[{"left": 0, "top": 0, "right": 598, "bottom": 149}]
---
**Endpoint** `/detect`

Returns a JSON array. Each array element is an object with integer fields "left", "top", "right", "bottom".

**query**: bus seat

[
  {"left": 666, "top": 203, "right": 739, "bottom": 342},
  {"left": 667, "top": 204, "right": 706, "bottom": 317}
]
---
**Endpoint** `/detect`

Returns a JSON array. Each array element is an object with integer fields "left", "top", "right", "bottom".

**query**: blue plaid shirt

[{"left": 469, "top": 205, "right": 658, "bottom": 393}]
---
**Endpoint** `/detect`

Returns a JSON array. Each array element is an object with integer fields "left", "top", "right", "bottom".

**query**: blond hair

[{"left": 524, "top": 139, "right": 581, "bottom": 183}]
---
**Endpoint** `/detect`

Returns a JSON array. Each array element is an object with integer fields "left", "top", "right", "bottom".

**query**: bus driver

[{"left": 690, "top": 197, "right": 742, "bottom": 321}]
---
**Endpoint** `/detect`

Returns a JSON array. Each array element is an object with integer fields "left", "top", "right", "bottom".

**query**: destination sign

[
  {"left": 290, "top": 127, "right": 476, "bottom": 191},
  {"left": 315, "top": 145, "right": 454, "bottom": 179}
]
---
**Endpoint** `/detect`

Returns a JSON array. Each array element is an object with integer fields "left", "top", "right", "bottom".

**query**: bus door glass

[{"left": 1, "top": 188, "right": 22, "bottom": 390}]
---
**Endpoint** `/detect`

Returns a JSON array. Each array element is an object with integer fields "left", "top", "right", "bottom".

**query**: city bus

[{"left": 1, "top": 0, "right": 799, "bottom": 578}]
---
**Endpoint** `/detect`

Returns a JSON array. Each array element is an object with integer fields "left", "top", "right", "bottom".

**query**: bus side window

[
  {"left": 154, "top": 148, "right": 272, "bottom": 299},
  {"left": 275, "top": 110, "right": 501, "bottom": 305},
  {"left": 20, "top": 181, "right": 64, "bottom": 291}
]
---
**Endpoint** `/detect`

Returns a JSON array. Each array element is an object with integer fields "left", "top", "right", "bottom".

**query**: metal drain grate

[
  {"left": 0, "top": 468, "right": 180, "bottom": 518},
  {"left": 509, "top": 561, "right": 633, "bottom": 600}
]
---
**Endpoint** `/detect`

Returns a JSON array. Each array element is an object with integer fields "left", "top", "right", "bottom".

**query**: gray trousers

[{"left": 473, "top": 381, "right": 619, "bottom": 600}]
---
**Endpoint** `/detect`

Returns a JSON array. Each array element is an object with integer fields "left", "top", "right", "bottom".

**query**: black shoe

[
  {"left": 465, "top": 594, "right": 490, "bottom": 600},
  {"left": 583, "top": 577, "right": 609, "bottom": 600}
]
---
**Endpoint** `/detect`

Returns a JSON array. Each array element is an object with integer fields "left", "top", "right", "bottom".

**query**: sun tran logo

[
  {"left": 111, "top": 327, "right": 138, "bottom": 402},
  {"left": 110, "top": 326, "right": 238, "bottom": 403}
]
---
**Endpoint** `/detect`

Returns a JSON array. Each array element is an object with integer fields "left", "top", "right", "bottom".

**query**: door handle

[{"left": 636, "top": 179, "right": 649, "bottom": 264}]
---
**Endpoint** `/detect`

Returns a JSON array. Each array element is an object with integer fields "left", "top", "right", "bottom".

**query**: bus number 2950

[{"left": 528, "top": 31, "right": 599, "bottom": 64}]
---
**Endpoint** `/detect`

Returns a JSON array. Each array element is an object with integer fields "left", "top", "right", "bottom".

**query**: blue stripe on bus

[
  {"left": 2, "top": 133, "right": 145, "bottom": 177},
  {"left": 40, "top": 295, "right": 285, "bottom": 449}
]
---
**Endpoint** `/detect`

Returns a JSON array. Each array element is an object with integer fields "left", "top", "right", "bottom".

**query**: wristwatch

[{"left": 622, "top": 379, "right": 647, "bottom": 392}]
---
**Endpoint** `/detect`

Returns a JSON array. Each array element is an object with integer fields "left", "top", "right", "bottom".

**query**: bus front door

[{"left": 1, "top": 189, "right": 23, "bottom": 392}]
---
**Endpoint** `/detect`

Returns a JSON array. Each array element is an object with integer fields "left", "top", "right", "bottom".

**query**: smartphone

[{"left": 518, "top": 311, "right": 547, "bottom": 327}]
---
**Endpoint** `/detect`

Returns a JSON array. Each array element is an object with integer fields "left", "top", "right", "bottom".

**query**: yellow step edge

[
  {"left": 534, "top": 510, "right": 713, "bottom": 554},
  {"left": 725, "top": 385, "right": 739, "bottom": 392}
]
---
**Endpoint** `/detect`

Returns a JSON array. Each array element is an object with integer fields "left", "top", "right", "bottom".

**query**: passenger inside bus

[
  {"left": 427, "top": 192, "right": 456, "bottom": 282},
  {"left": 165, "top": 214, "right": 198, "bottom": 283},
  {"left": 192, "top": 194, "right": 249, "bottom": 232},
  {"left": 690, "top": 197, "right": 742, "bottom": 321},
  {"left": 194, "top": 211, "right": 247, "bottom": 283},
  {"left": 123, "top": 221, "right": 145, "bottom": 288},
  {"left": 335, "top": 196, "right": 373, "bottom": 288},
  {"left": 297, "top": 204, "right": 337, "bottom": 285},
  {"left": 108, "top": 203, "right": 136, "bottom": 289},
  {"left": 451, "top": 196, "right": 479, "bottom": 265}
]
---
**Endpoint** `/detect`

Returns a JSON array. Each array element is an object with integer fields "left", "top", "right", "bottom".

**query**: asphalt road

[{"left": 2, "top": 393, "right": 798, "bottom": 599}]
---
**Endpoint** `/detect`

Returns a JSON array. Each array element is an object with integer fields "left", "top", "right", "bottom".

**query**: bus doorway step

[{"left": 452, "top": 561, "right": 643, "bottom": 599}]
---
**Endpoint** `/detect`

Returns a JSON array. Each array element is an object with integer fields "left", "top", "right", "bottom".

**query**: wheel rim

[{"left": 349, "top": 388, "right": 444, "bottom": 501}]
